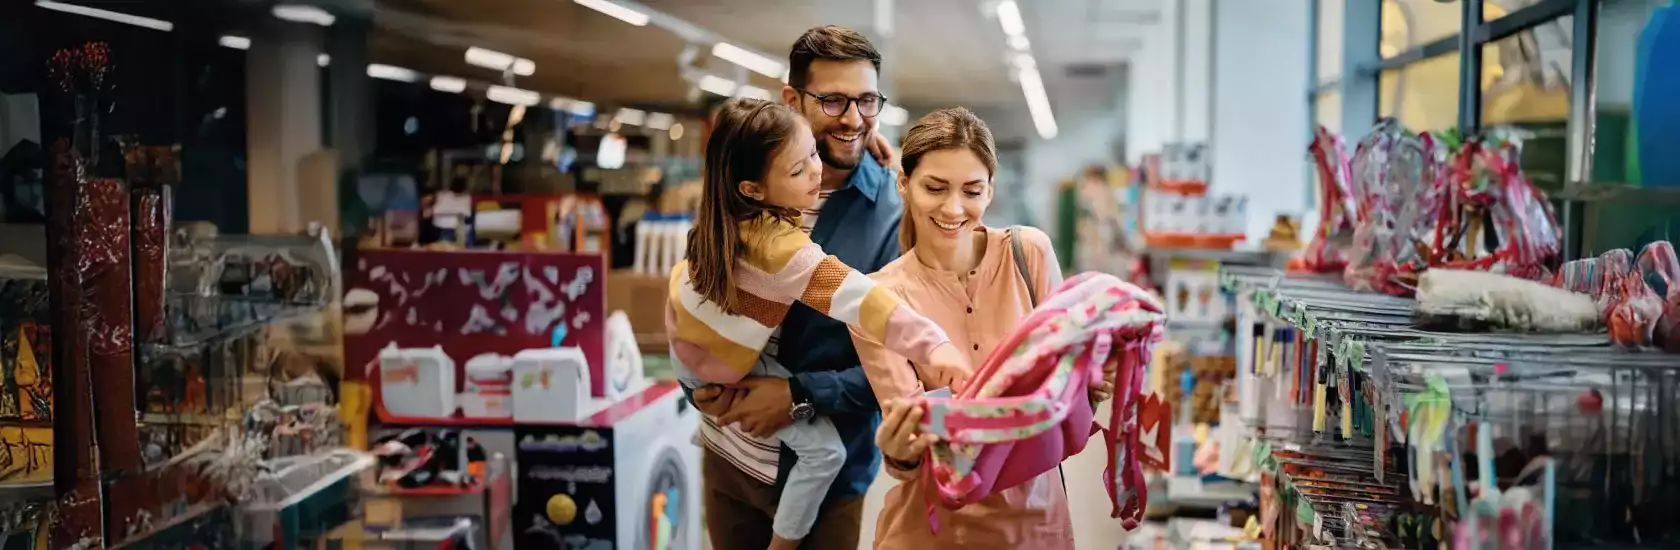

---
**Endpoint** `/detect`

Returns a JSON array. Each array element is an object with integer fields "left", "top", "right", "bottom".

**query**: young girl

[{"left": 667, "top": 98, "right": 968, "bottom": 550}]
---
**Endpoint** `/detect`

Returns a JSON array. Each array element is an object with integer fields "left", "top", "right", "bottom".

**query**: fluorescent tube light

[
  {"left": 272, "top": 4, "right": 335, "bottom": 26},
  {"left": 737, "top": 85, "right": 772, "bottom": 101},
  {"left": 880, "top": 105, "right": 909, "bottom": 127},
  {"left": 35, "top": 1, "right": 173, "bottom": 31},
  {"left": 219, "top": 35, "right": 251, "bottom": 50},
  {"left": 698, "top": 75, "right": 737, "bottom": 97},
  {"left": 1007, "top": 34, "right": 1030, "bottom": 51},
  {"left": 430, "top": 76, "right": 467, "bottom": 93},
  {"left": 615, "top": 108, "right": 646, "bottom": 127},
  {"left": 996, "top": 0, "right": 1025, "bottom": 36},
  {"left": 1017, "top": 65, "right": 1057, "bottom": 140},
  {"left": 367, "top": 64, "right": 419, "bottom": 82},
  {"left": 465, "top": 47, "right": 536, "bottom": 76},
  {"left": 645, "top": 112, "right": 674, "bottom": 131},
  {"left": 487, "top": 85, "right": 541, "bottom": 106},
  {"left": 712, "top": 42, "right": 784, "bottom": 79},
  {"left": 573, "top": 0, "right": 650, "bottom": 26}
]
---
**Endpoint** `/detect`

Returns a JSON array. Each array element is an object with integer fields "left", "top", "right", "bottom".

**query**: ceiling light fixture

[
  {"left": 272, "top": 4, "right": 335, "bottom": 26},
  {"left": 697, "top": 74, "right": 737, "bottom": 97},
  {"left": 35, "top": 1, "right": 173, "bottom": 31},
  {"left": 712, "top": 42, "right": 784, "bottom": 79},
  {"left": 219, "top": 35, "right": 251, "bottom": 50},
  {"left": 465, "top": 47, "right": 536, "bottom": 76},
  {"left": 645, "top": 112, "right": 674, "bottom": 131},
  {"left": 880, "top": 105, "right": 909, "bottom": 127},
  {"left": 737, "top": 84, "right": 773, "bottom": 101},
  {"left": 430, "top": 76, "right": 467, "bottom": 93},
  {"left": 615, "top": 108, "right": 647, "bottom": 127},
  {"left": 1007, "top": 34, "right": 1030, "bottom": 51},
  {"left": 487, "top": 85, "right": 541, "bottom": 106},
  {"left": 569, "top": 101, "right": 597, "bottom": 118},
  {"left": 995, "top": 0, "right": 1025, "bottom": 37},
  {"left": 1017, "top": 62, "right": 1057, "bottom": 140},
  {"left": 366, "top": 64, "right": 420, "bottom": 82},
  {"left": 317, "top": 53, "right": 331, "bottom": 67},
  {"left": 573, "top": 0, "right": 650, "bottom": 26}
]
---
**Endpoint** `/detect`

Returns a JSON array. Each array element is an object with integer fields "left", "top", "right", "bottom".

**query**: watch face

[{"left": 790, "top": 403, "right": 814, "bottom": 422}]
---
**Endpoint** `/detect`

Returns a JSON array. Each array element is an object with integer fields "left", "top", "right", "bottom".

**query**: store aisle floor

[{"left": 857, "top": 399, "right": 1128, "bottom": 549}]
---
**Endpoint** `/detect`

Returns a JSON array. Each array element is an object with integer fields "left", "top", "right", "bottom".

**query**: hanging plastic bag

[
  {"left": 1434, "top": 129, "right": 1561, "bottom": 282},
  {"left": 1294, "top": 126, "right": 1358, "bottom": 273},
  {"left": 1343, "top": 119, "right": 1450, "bottom": 295}
]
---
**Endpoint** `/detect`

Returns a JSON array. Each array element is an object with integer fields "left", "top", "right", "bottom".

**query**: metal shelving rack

[{"left": 1220, "top": 264, "right": 1680, "bottom": 548}]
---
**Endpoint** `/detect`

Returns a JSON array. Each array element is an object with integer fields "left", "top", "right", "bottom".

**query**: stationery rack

[{"left": 1219, "top": 265, "right": 1680, "bottom": 549}]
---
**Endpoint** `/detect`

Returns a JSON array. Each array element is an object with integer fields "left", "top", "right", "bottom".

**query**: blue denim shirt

[{"left": 774, "top": 151, "right": 901, "bottom": 501}]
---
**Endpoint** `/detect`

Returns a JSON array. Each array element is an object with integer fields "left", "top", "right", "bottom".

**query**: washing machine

[{"left": 513, "top": 382, "right": 700, "bottom": 550}]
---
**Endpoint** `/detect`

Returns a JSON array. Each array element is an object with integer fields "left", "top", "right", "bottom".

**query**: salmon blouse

[{"left": 851, "top": 226, "right": 1075, "bottom": 550}]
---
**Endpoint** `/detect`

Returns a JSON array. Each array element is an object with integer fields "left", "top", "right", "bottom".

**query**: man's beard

[{"left": 817, "top": 132, "right": 865, "bottom": 170}]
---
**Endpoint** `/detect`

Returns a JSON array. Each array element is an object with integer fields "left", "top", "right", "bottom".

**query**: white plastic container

[
  {"left": 633, "top": 215, "right": 655, "bottom": 275},
  {"left": 460, "top": 353, "right": 514, "bottom": 419},
  {"left": 511, "top": 347, "right": 594, "bottom": 423},
  {"left": 379, "top": 344, "right": 457, "bottom": 419}
]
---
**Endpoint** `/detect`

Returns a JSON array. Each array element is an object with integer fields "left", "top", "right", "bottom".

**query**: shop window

[
  {"left": 1485, "top": 0, "right": 1541, "bottom": 21},
  {"left": 1586, "top": 0, "right": 1679, "bottom": 252},
  {"left": 1381, "top": 0, "right": 1463, "bottom": 58},
  {"left": 1378, "top": 53, "right": 1460, "bottom": 132},
  {"left": 1317, "top": 0, "right": 1345, "bottom": 85}
]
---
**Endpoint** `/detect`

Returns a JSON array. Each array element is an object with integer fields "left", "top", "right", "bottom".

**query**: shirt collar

[{"left": 838, "top": 150, "right": 893, "bottom": 203}]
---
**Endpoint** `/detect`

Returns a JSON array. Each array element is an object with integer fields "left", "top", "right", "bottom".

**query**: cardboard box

[{"left": 607, "top": 270, "right": 669, "bottom": 354}]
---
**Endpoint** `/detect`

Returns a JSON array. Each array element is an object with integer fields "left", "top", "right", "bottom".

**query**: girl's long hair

[
  {"left": 897, "top": 107, "right": 998, "bottom": 253},
  {"left": 687, "top": 98, "right": 804, "bottom": 312}
]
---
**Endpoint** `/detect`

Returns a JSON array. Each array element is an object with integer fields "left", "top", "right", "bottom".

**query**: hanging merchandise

[
  {"left": 1344, "top": 119, "right": 1451, "bottom": 295},
  {"left": 1296, "top": 126, "right": 1358, "bottom": 273},
  {"left": 1434, "top": 129, "right": 1561, "bottom": 280}
]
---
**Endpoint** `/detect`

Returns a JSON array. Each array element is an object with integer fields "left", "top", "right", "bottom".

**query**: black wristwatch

[{"left": 788, "top": 377, "right": 815, "bottom": 423}]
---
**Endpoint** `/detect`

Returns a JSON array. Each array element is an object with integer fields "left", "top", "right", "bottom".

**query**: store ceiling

[{"left": 369, "top": 0, "right": 1155, "bottom": 123}]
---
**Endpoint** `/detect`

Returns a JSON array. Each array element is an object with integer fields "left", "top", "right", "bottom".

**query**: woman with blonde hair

[{"left": 852, "top": 107, "right": 1116, "bottom": 549}]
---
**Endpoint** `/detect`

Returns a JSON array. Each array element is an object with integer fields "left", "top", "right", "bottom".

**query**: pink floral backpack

[{"left": 915, "top": 264, "right": 1165, "bottom": 531}]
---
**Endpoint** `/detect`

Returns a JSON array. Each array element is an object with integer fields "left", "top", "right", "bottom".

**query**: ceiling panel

[{"left": 366, "top": 0, "right": 1160, "bottom": 122}]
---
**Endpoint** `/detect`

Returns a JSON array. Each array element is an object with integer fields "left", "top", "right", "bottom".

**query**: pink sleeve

[{"left": 881, "top": 304, "right": 953, "bottom": 366}]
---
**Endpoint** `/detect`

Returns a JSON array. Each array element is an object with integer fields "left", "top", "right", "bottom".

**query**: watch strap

[{"left": 787, "top": 375, "right": 813, "bottom": 406}]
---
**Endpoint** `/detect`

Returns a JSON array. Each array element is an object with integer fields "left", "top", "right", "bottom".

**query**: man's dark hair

[{"left": 787, "top": 26, "right": 882, "bottom": 89}]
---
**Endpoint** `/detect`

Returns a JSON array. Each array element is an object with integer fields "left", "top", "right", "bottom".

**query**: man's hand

[
  {"left": 867, "top": 132, "right": 899, "bottom": 172},
  {"left": 691, "top": 385, "right": 742, "bottom": 417},
  {"left": 716, "top": 377, "right": 795, "bottom": 438}
]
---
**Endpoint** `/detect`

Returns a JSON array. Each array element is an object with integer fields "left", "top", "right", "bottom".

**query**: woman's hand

[
  {"left": 925, "top": 342, "right": 972, "bottom": 394},
  {"left": 875, "top": 399, "right": 937, "bottom": 467},
  {"left": 1089, "top": 353, "right": 1120, "bottom": 403}
]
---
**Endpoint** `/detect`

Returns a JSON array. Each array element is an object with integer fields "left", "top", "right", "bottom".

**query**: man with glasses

[{"left": 688, "top": 25, "right": 900, "bottom": 550}]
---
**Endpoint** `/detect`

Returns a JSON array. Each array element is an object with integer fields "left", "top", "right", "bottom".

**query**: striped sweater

[{"left": 667, "top": 215, "right": 951, "bottom": 384}]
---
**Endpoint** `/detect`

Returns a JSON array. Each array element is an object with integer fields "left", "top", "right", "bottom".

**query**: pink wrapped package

[
  {"left": 916, "top": 272, "right": 1166, "bottom": 531},
  {"left": 1434, "top": 131, "right": 1561, "bottom": 281},
  {"left": 1296, "top": 126, "right": 1358, "bottom": 273},
  {"left": 1343, "top": 119, "right": 1450, "bottom": 295}
]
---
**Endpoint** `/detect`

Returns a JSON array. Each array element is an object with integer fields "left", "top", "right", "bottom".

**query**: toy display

[{"left": 514, "top": 383, "right": 699, "bottom": 550}]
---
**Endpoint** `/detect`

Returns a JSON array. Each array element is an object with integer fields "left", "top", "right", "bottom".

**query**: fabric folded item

[{"left": 916, "top": 272, "right": 1165, "bottom": 531}]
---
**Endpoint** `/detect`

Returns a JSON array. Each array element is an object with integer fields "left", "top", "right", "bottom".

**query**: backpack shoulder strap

[{"left": 1006, "top": 226, "right": 1039, "bottom": 307}]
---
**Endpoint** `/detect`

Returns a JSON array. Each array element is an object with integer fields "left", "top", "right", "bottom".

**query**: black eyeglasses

[{"left": 795, "top": 89, "right": 888, "bottom": 118}]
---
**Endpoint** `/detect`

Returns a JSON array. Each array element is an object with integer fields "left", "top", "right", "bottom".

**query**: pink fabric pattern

[{"left": 914, "top": 272, "right": 1165, "bottom": 531}]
